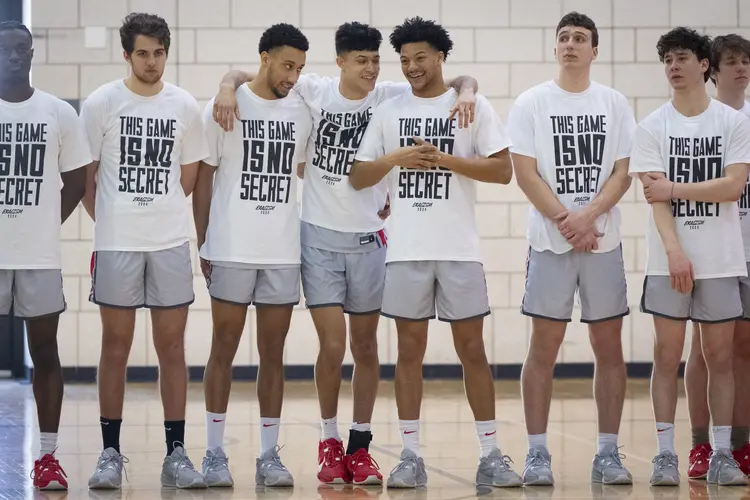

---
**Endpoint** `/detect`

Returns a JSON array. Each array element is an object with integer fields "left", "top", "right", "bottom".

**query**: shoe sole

[
  {"left": 592, "top": 471, "right": 633, "bottom": 485},
  {"left": 387, "top": 479, "right": 425, "bottom": 488},
  {"left": 38, "top": 480, "right": 67, "bottom": 491},
  {"left": 650, "top": 477, "right": 680, "bottom": 486},
  {"left": 88, "top": 479, "right": 121, "bottom": 490},
  {"left": 523, "top": 477, "right": 554, "bottom": 486},
  {"left": 353, "top": 475, "right": 383, "bottom": 485}
]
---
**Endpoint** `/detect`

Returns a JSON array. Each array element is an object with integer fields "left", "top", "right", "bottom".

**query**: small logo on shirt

[
  {"left": 1, "top": 208, "right": 22, "bottom": 218},
  {"left": 322, "top": 174, "right": 342, "bottom": 185},
  {"left": 741, "top": 210, "right": 747, "bottom": 219},
  {"left": 132, "top": 196, "right": 154, "bottom": 206},
  {"left": 573, "top": 195, "right": 590, "bottom": 205},
  {"left": 256, "top": 205, "right": 275, "bottom": 215},
  {"left": 684, "top": 219, "right": 705, "bottom": 230},
  {"left": 412, "top": 201, "right": 433, "bottom": 212}
]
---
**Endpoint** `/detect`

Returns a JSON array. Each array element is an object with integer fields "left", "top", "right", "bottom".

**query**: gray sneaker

[
  {"left": 650, "top": 451, "right": 680, "bottom": 486},
  {"left": 707, "top": 450, "right": 748, "bottom": 486},
  {"left": 591, "top": 446, "right": 633, "bottom": 485},
  {"left": 476, "top": 448, "right": 522, "bottom": 487},
  {"left": 88, "top": 448, "right": 128, "bottom": 489},
  {"left": 255, "top": 446, "right": 294, "bottom": 487},
  {"left": 201, "top": 448, "right": 234, "bottom": 487},
  {"left": 386, "top": 449, "right": 428, "bottom": 489},
  {"left": 161, "top": 444, "right": 207, "bottom": 489},
  {"left": 522, "top": 448, "right": 554, "bottom": 486}
]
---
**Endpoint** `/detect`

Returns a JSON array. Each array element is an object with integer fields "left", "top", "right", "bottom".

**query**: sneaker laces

[
  {"left": 322, "top": 441, "right": 345, "bottom": 467},
  {"left": 351, "top": 449, "right": 380, "bottom": 470},
  {"left": 206, "top": 452, "right": 229, "bottom": 471},
  {"left": 390, "top": 455, "right": 421, "bottom": 476},
  {"left": 265, "top": 445, "right": 289, "bottom": 472},
  {"left": 31, "top": 450, "right": 67, "bottom": 480},
  {"left": 690, "top": 444, "right": 711, "bottom": 461},
  {"left": 601, "top": 446, "right": 627, "bottom": 469},
  {"left": 652, "top": 452, "right": 678, "bottom": 471},
  {"left": 714, "top": 450, "right": 742, "bottom": 470},
  {"left": 526, "top": 449, "right": 551, "bottom": 469},
  {"left": 97, "top": 451, "right": 130, "bottom": 483},
  {"left": 480, "top": 453, "right": 514, "bottom": 473}
]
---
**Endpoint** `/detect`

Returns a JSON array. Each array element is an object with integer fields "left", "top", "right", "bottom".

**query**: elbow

[
  {"left": 727, "top": 185, "right": 745, "bottom": 202},
  {"left": 349, "top": 175, "right": 366, "bottom": 191},
  {"left": 494, "top": 163, "right": 513, "bottom": 184}
]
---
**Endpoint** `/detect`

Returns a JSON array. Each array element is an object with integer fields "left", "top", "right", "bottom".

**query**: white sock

[
  {"left": 206, "top": 412, "right": 226, "bottom": 451},
  {"left": 597, "top": 433, "right": 618, "bottom": 454},
  {"left": 712, "top": 425, "right": 732, "bottom": 452},
  {"left": 399, "top": 419, "right": 420, "bottom": 457},
  {"left": 351, "top": 421, "right": 371, "bottom": 433},
  {"left": 40, "top": 432, "right": 57, "bottom": 458},
  {"left": 260, "top": 417, "right": 281, "bottom": 454},
  {"left": 528, "top": 433, "right": 547, "bottom": 452},
  {"left": 656, "top": 422, "right": 675, "bottom": 454},
  {"left": 321, "top": 417, "right": 341, "bottom": 441},
  {"left": 476, "top": 420, "right": 498, "bottom": 458}
]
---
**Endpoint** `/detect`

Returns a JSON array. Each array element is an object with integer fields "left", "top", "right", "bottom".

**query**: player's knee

[
  {"left": 28, "top": 342, "right": 60, "bottom": 370},
  {"left": 590, "top": 338, "right": 624, "bottom": 366},
  {"left": 702, "top": 340, "right": 733, "bottom": 370},
  {"left": 454, "top": 336, "right": 487, "bottom": 366},
  {"left": 258, "top": 337, "right": 285, "bottom": 364},
  {"left": 653, "top": 342, "right": 684, "bottom": 372},
  {"left": 153, "top": 336, "right": 186, "bottom": 365},
  {"left": 350, "top": 336, "right": 378, "bottom": 365},
  {"left": 734, "top": 330, "right": 750, "bottom": 359},
  {"left": 318, "top": 336, "right": 346, "bottom": 364}
]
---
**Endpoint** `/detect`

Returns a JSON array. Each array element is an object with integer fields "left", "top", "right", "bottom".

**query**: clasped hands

[{"left": 553, "top": 208, "right": 602, "bottom": 252}]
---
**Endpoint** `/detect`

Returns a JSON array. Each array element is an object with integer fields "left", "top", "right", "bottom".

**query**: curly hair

[
  {"left": 120, "top": 12, "right": 170, "bottom": 55},
  {"left": 657, "top": 27, "right": 712, "bottom": 82},
  {"left": 259, "top": 23, "right": 309, "bottom": 54},
  {"left": 710, "top": 34, "right": 750, "bottom": 84},
  {"left": 556, "top": 11, "right": 598, "bottom": 48},
  {"left": 335, "top": 22, "right": 382, "bottom": 55},
  {"left": 389, "top": 16, "right": 453, "bottom": 61}
]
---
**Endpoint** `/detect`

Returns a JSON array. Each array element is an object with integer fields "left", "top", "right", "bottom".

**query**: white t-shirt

[
  {"left": 355, "top": 88, "right": 512, "bottom": 263},
  {"left": 0, "top": 90, "right": 92, "bottom": 269},
  {"left": 80, "top": 80, "right": 209, "bottom": 252},
  {"left": 738, "top": 102, "right": 750, "bottom": 262},
  {"left": 507, "top": 80, "right": 636, "bottom": 254},
  {"left": 629, "top": 98, "right": 750, "bottom": 279},
  {"left": 294, "top": 74, "right": 409, "bottom": 233},
  {"left": 199, "top": 85, "right": 313, "bottom": 265}
]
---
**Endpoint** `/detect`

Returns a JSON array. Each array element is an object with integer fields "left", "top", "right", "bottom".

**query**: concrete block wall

[{"left": 25, "top": 0, "right": 744, "bottom": 375}]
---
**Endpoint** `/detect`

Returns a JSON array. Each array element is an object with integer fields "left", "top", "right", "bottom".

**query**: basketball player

[
  {"left": 80, "top": 13, "right": 208, "bottom": 489},
  {"left": 210, "top": 22, "right": 478, "bottom": 485},
  {"left": 506, "top": 12, "right": 634, "bottom": 486},
  {"left": 685, "top": 33, "right": 750, "bottom": 479},
  {"left": 0, "top": 21, "right": 91, "bottom": 491},
  {"left": 351, "top": 16, "right": 521, "bottom": 489},
  {"left": 194, "top": 23, "right": 312, "bottom": 488},
  {"left": 630, "top": 27, "right": 750, "bottom": 486}
]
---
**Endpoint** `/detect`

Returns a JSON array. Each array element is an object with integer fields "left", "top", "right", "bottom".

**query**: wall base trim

[{"left": 23, "top": 362, "right": 680, "bottom": 383}]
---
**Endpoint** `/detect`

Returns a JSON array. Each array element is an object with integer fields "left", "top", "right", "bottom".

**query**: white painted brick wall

[{"left": 24, "top": 0, "right": 741, "bottom": 370}]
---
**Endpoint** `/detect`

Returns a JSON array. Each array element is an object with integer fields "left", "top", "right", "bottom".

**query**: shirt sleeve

[
  {"left": 506, "top": 94, "right": 536, "bottom": 158},
  {"left": 726, "top": 112, "right": 750, "bottom": 168},
  {"left": 179, "top": 98, "right": 210, "bottom": 165},
  {"left": 293, "top": 73, "right": 330, "bottom": 101},
  {"left": 78, "top": 90, "right": 107, "bottom": 162},
  {"left": 376, "top": 81, "right": 411, "bottom": 101},
  {"left": 57, "top": 100, "right": 93, "bottom": 173},
  {"left": 201, "top": 99, "right": 223, "bottom": 168},
  {"left": 471, "top": 95, "right": 512, "bottom": 158},
  {"left": 353, "top": 105, "right": 386, "bottom": 162},
  {"left": 628, "top": 122, "right": 665, "bottom": 176}
]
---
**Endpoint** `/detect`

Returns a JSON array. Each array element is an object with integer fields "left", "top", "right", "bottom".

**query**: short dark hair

[
  {"left": 389, "top": 16, "right": 453, "bottom": 61},
  {"left": 0, "top": 21, "right": 32, "bottom": 43},
  {"left": 335, "top": 22, "right": 382, "bottom": 55},
  {"left": 258, "top": 23, "right": 309, "bottom": 54},
  {"left": 556, "top": 12, "right": 598, "bottom": 48},
  {"left": 657, "top": 27, "right": 712, "bottom": 82},
  {"left": 120, "top": 12, "right": 170, "bottom": 55},
  {"left": 710, "top": 33, "right": 750, "bottom": 84}
]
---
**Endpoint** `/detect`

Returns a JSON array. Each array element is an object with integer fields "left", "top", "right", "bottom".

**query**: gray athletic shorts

[
  {"left": 89, "top": 242, "right": 194, "bottom": 309},
  {"left": 381, "top": 260, "right": 490, "bottom": 322},
  {"left": 521, "top": 245, "right": 629, "bottom": 323},
  {"left": 206, "top": 262, "right": 300, "bottom": 306},
  {"left": 641, "top": 275, "right": 743, "bottom": 324},
  {"left": 0, "top": 269, "right": 66, "bottom": 319},
  {"left": 740, "top": 262, "right": 750, "bottom": 320},
  {"left": 300, "top": 222, "right": 387, "bottom": 314}
]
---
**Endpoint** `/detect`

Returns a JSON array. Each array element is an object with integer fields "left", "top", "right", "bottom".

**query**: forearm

[
  {"left": 82, "top": 163, "right": 98, "bottom": 221},
  {"left": 653, "top": 201, "right": 682, "bottom": 253},
  {"left": 60, "top": 185, "right": 85, "bottom": 223},
  {"left": 516, "top": 171, "right": 568, "bottom": 219},
  {"left": 220, "top": 70, "right": 254, "bottom": 91},
  {"left": 672, "top": 177, "right": 744, "bottom": 203},
  {"left": 192, "top": 164, "right": 215, "bottom": 247},
  {"left": 350, "top": 158, "right": 395, "bottom": 190},
  {"left": 441, "top": 154, "right": 512, "bottom": 184},
  {"left": 447, "top": 75, "right": 478, "bottom": 93},
  {"left": 180, "top": 162, "right": 199, "bottom": 196},
  {"left": 587, "top": 169, "right": 632, "bottom": 218}
]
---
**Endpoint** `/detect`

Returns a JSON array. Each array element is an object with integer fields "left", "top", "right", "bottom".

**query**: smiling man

[
  {"left": 507, "top": 12, "right": 635, "bottom": 486},
  {"left": 629, "top": 27, "right": 750, "bottom": 487},
  {"left": 80, "top": 12, "right": 209, "bottom": 490},
  {"left": 350, "top": 16, "right": 520, "bottom": 489},
  {"left": 685, "top": 33, "right": 750, "bottom": 480}
]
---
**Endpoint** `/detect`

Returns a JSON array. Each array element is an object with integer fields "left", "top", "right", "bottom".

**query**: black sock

[
  {"left": 100, "top": 417, "right": 122, "bottom": 453},
  {"left": 165, "top": 420, "right": 186, "bottom": 455},
  {"left": 346, "top": 429, "right": 372, "bottom": 455}
]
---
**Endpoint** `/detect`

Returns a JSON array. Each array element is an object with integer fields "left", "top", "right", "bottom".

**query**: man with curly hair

[
  {"left": 629, "top": 26, "right": 750, "bottom": 486},
  {"left": 81, "top": 12, "right": 209, "bottom": 490},
  {"left": 350, "top": 16, "right": 521, "bottom": 489},
  {"left": 193, "top": 23, "right": 313, "bottom": 488}
]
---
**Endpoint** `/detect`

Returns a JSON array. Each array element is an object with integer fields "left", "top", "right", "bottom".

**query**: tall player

[
  {"left": 685, "top": 33, "right": 750, "bottom": 479},
  {"left": 350, "top": 16, "right": 521, "bottom": 489},
  {"left": 630, "top": 27, "right": 750, "bottom": 486},
  {"left": 0, "top": 21, "right": 91, "bottom": 491},
  {"left": 194, "top": 24, "right": 312, "bottom": 488},
  {"left": 210, "top": 22, "right": 478, "bottom": 485},
  {"left": 80, "top": 13, "right": 209, "bottom": 489},
  {"left": 506, "top": 12, "right": 635, "bottom": 486}
]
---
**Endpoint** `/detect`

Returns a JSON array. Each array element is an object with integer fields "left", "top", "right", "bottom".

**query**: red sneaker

[
  {"left": 347, "top": 448, "right": 382, "bottom": 485},
  {"left": 733, "top": 443, "right": 750, "bottom": 475},
  {"left": 688, "top": 443, "right": 712, "bottom": 479},
  {"left": 31, "top": 452, "right": 68, "bottom": 490},
  {"left": 317, "top": 438, "right": 350, "bottom": 484}
]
